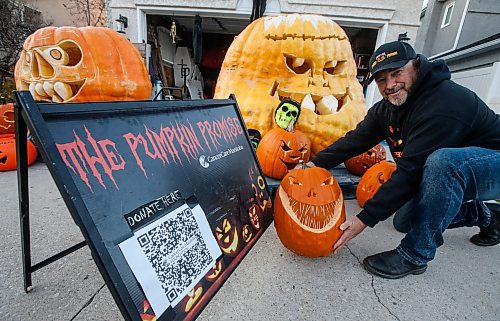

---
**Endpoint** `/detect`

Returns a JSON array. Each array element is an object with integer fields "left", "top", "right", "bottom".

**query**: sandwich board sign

[{"left": 15, "top": 91, "right": 273, "bottom": 320}]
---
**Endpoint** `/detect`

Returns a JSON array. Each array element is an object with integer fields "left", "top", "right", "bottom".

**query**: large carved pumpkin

[
  {"left": 356, "top": 161, "right": 396, "bottom": 207},
  {"left": 0, "top": 134, "right": 37, "bottom": 171},
  {"left": 0, "top": 103, "right": 15, "bottom": 135},
  {"left": 344, "top": 144, "right": 386, "bottom": 176},
  {"left": 15, "top": 26, "right": 152, "bottom": 102},
  {"left": 214, "top": 14, "right": 367, "bottom": 154},
  {"left": 274, "top": 167, "right": 345, "bottom": 257},
  {"left": 256, "top": 125, "right": 311, "bottom": 179}
]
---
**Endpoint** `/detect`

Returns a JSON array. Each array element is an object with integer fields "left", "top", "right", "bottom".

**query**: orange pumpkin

[
  {"left": 274, "top": 167, "right": 345, "bottom": 257},
  {"left": 0, "top": 134, "right": 37, "bottom": 171},
  {"left": 214, "top": 218, "right": 240, "bottom": 256},
  {"left": 14, "top": 26, "right": 152, "bottom": 102},
  {"left": 256, "top": 126, "right": 311, "bottom": 179},
  {"left": 214, "top": 14, "right": 367, "bottom": 154},
  {"left": 0, "top": 103, "right": 15, "bottom": 134},
  {"left": 356, "top": 161, "right": 396, "bottom": 207},
  {"left": 344, "top": 144, "right": 386, "bottom": 176}
]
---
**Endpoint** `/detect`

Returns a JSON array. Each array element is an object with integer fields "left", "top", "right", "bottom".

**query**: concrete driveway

[{"left": 1, "top": 162, "right": 499, "bottom": 321}]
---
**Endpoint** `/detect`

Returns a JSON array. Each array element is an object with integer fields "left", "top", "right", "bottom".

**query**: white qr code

[{"left": 138, "top": 207, "right": 212, "bottom": 304}]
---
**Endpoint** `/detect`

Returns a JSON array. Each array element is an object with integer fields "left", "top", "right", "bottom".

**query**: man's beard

[{"left": 385, "top": 88, "right": 409, "bottom": 106}]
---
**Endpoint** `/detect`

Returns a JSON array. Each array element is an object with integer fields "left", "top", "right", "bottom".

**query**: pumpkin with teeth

[
  {"left": 274, "top": 167, "right": 345, "bottom": 257},
  {"left": 214, "top": 14, "right": 367, "bottom": 154},
  {"left": 14, "top": 26, "right": 152, "bottom": 103}
]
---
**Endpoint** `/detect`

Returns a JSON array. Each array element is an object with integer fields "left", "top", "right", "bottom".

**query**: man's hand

[
  {"left": 293, "top": 161, "right": 316, "bottom": 170},
  {"left": 333, "top": 215, "right": 367, "bottom": 254}
]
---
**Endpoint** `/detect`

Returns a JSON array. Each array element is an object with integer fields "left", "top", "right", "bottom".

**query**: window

[{"left": 441, "top": 1, "right": 455, "bottom": 28}]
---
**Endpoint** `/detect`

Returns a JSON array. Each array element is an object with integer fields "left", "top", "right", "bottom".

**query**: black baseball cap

[{"left": 367, "top": 41, "right": 417, "bottom": 84}]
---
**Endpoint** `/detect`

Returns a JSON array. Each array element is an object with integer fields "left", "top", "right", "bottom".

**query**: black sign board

[{"left": 14, "top": 91, "right": 273, "bottom": 321}]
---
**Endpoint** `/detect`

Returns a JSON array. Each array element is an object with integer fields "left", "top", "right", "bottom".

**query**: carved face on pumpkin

[
  {"left": 182, "top": 285, "right": 203, "bottom": 313},
  {"left": 205, "top": 260, "right": 223, "bottom": 282},
  {"left": 356, "top": 160, "right": 396, "bottom": 207},
  {"left": 256, "top": 127, "right": 311, "bottom": 179},
  {"left": 14, "top": 26, "right": 152, "bottom": 103},
  {"left": 215, "top": 218, "right": 240, "bottom": 256},
  {"left": 0, "top": 103, "right": 15, "bottom": 135},
  {"left": 274, "top": 167, "right": 345, "bottom": 257},
  {"left": 215, "top": 14, "right": 367, "bottom": 154},
  {"left": 0, "top": 134, "right": 38, "bottom": 171},
  {"left": 344, "top": 144, "right": 386, "bottom": 176}
]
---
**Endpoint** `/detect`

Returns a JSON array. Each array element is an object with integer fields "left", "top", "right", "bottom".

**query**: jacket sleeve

[
  {"left": 311, "top": 106, "right": 386, "bottom": 169},
  {"left": 357, "top": 113, "right": 472, "bottom": 227}
]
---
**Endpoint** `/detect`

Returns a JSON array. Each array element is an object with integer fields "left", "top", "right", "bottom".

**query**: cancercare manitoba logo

[{"left": 198, "top": 145, "right": 244, "bottom": 168}]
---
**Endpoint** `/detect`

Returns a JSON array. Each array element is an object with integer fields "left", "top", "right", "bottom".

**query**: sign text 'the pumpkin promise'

[{"left": 56, "top": 116, "right": 244, "bottom": 192}]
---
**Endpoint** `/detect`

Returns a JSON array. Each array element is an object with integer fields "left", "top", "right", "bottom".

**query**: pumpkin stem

[
  {"left": 299, "top": 160, "right": 310, "bottom": 169},
  {"left": 286, "top": 120, "right": 295, "bottom": 132}
]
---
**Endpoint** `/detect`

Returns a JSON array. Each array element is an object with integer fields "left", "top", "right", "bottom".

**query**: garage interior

[{"left": 145, "top": 14, "right": 378, "bottom": 99}]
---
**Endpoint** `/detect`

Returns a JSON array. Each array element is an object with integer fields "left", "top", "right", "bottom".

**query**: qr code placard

[{"left": 138, "top": 207, "right": 212, "bottom": 304}]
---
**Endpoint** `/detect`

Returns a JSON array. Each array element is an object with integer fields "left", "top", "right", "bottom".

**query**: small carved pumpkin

[
  {"left": 214, "top": 218, "right": 240, "bottom": 256},
  {"left": 274, "top": 167, "right": 345, "bottom": 257},
  {"left": 15, "top": 26, "right": 152, "bottom": 102},
  {"left": 205, "top": 260, "right": 224, "bottom": 282},
  {"left": 242, "top": 224, "right": 253, "bottom": 242},
  {"left": 0, "top": 134, "right": 37, "bottom": 171},
  {"left": 0, "top": 103, "right": 15, "bottom": 135},
  {"left": 256, "top": 125, "right": 311, "bottom": 179},
  {"left": 344, "top": 144, "right": 386, "bottom": 176},
  {"left": 356, "top": 161, "right": 396, "bottom": 207},
  {"left": 214, "top": 14, "right": 367, "bottom": 154},
  {"left": 182, "top": 285, "right": 203, "bottom": 313}
]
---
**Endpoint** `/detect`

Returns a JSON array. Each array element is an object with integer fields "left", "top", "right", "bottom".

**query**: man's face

[{"left": 374, "top": 60, "right": 419, "bottom": 106}]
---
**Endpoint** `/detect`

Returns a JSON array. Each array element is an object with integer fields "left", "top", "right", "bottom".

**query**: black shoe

[
  {"left": 363, "top": 249, "right": 427, "bottom": 279},
  {"left": 470, "top": 203, "right": 500, "bottom": 247}
]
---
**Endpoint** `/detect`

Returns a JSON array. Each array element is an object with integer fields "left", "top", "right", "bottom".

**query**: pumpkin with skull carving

[
  {"left": 214, "top": 14, "right": 367, "bottom": 154},
  {"left": 14, "top": 26, "right": 152, "bottom": 103},
  {"left": 274, "top": 167, "right": 345, "bottom": 257}
]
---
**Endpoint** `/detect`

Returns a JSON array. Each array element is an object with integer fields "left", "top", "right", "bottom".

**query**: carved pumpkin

[
  {"left": 214, "top": 14, "right": 367, "bottom": 154},
  {"left": 274, "top": 167, "right": 345, "bottom": 257},
  {"left": 215, "top": 218, "right": 240, "bottom": 256},
  {"left": 140, "top": 300, "right": 157, "bottom": 321},
  {"left": 14, "top": 26, "right": 152, "bottom": 102},
  {"left": 344, "top": 144, "right": 386, "bottom": 176},
  {"left": 249, "top": 165, "right": 272, "bottom": 216},
  {"left": 0, "top": 134, "right": 37, "bottom": 171},
  {"left": 182, "top": 285, "right": 203, "bottom": 313},
  {"left": 256, "top": 125, "right": 311, "bottom": 179},
  {"left": 242, "top": 224, "right": 253, "bottom": 242},
  {"left": 356, "top": 161, "right": 396, "bottom": 207},
  {"left": 0, "top": 103, "right": 15, "bottom": 134},
  {"left": 205, "top": 260, "right": 223, "bottom": 282}
]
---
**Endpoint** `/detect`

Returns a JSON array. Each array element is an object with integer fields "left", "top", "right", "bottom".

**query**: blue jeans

[{"left": 392, "top": 147, "right": 500, "bottom": 266}]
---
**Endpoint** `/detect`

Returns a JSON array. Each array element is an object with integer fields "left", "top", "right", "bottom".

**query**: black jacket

[{"left": 312, "top": 55, "right": 500, "bottom": 227}]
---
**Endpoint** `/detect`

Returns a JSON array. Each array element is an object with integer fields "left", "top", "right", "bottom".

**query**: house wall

[
  {"left": 20, "top": 0, "right": 106, "bottom": 27},
  {"left": 451, "top": 62, "right": 500, "bottom": 114},
  {"left": 20, "top": 0, "right": 76, "bottom": 26},
  {"left": 457, "top": 0, "right": 500, "bottom": 48},
  {"left": 418, "top": 0, "right": 469, "bottom": 57}
]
